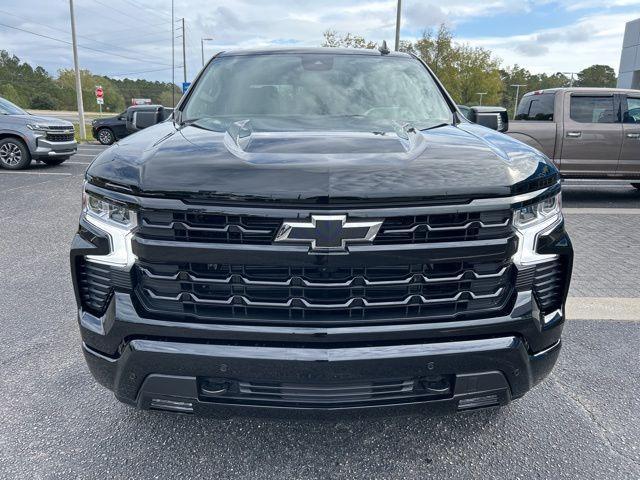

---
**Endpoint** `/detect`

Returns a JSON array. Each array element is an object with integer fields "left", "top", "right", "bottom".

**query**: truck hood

[
  {"left": 7, "top": 114, "right": 74, "bottom": 128},
  {"left": 87, "top": 121, "right": 556, "bottom": 204}
]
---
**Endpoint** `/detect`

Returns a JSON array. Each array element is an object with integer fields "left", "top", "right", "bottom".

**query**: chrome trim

[
  {"left": 144, "top": 287, "right": 504, "bottom": 309},
  {"left": 87, "top": 183, "right": 560, "bottom": 217},
  {"left": 141, "top": 219, "right": 272, "bottom": 234},
  {"left": 383, "top": 218, "right": 509, "bottom": 234},
  {"left": 139, "top": 266, "right": 509, "bottom": 287}
]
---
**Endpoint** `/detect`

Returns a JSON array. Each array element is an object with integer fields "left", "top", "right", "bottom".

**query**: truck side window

[
  {"left": 623, "top": 97, "right": 640, "bottom": 124},
  {"left": 515, "top": 93, "right": 554, "bottom": 121},
  {"left": 570, "top": 96, "right": 618, "bottom": 123}
]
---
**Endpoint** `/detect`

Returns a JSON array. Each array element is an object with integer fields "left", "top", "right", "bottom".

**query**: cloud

[{"left": 0, "top": 0, "right": 638, "bottom": 81}]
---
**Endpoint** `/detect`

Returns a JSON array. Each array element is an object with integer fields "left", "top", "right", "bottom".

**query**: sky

[{"left": 1, "top": 0, "right": 639, "bottom": 84}]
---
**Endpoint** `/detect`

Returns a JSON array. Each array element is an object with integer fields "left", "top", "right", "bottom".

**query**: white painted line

[
  {"left": 0, "top": 171, "right": 72, "bottom": 176},
  {"left": 564, "top": 208, "right": 640, "bottom": 215},
  {"left": 566, "top": 297, "right": 640, "bottom": 321}
]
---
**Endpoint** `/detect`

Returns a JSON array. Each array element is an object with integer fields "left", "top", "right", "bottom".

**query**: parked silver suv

[{"left": 0, "top": 97, "right": 77, "bottom": 169}]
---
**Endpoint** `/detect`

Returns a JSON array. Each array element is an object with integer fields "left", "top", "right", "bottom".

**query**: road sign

[
  {"left": 95, "top": 86, "right": 104, "bottom": 99},
  {"left": 96, "top": 98, "right": 104, "bottom": 105},
  {"left": 182, "top": 82, "right": 191, "bottom": 93}
]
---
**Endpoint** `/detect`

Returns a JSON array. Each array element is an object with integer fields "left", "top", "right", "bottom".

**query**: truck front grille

[
  {"left": 137, "top": 209, "right": 513, "bottom": 245},
  {"left": 135, "top": 260, "right": 516, "bottom": 326},
  {"left": 46, "top": 132, "right": 75, "bottom": 142}
]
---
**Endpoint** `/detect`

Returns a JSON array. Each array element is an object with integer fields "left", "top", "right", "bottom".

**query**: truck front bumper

[
  {"left": 82, "top": 328, "right": 561, "bottom": 416},
  {"left": 33, "top": 137, "right": 77, "bottom": 159}
]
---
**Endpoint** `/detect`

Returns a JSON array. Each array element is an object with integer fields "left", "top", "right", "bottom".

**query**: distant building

[{"left": 618, "top": 18, "right": 640, "bottom": 89}]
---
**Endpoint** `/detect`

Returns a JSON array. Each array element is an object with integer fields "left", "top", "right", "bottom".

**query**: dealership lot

[{"left": 0, "top": 145, "right": 638, "bottom": 479}]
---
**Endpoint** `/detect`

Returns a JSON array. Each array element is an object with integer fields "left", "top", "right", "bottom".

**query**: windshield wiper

[{"left": 420, "top": 122, "right": 450, "bottom": 132}]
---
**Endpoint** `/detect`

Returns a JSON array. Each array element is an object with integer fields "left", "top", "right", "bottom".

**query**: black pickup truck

[
  {"left": 71, "top": 47, "right": 572, "bottom": 416},
  {"left": 91, "top": 105, "right": 173, "bottom": 145}
]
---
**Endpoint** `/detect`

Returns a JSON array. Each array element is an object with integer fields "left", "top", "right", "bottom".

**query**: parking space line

[
  {"left": 564, "top": 208, "right": 640, "bottom": 214},
  {"left": 567, "top": 297, "right": 640, "bottom": 321},
  {"left": 0, "top": 171, "right": 72, "bottom": 176}
]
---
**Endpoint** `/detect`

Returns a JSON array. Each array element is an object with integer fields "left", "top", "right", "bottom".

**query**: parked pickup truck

[
  {"left": 71, "top": 47, "right": 572, "bottom": 416},
  {"left": 508, "top": 87, "right": 640, "bottom": 188}
]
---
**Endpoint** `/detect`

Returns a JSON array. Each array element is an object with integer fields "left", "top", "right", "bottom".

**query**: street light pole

[
  {"left": 477, "top": 92, "right": 487, "bottom": 106},
  {"left": 394, "top": 0, "right": 402, "bottom": 51},
  {"left": 511, "top": 84, "right": 527, "bottom": 118},
  {"left": 562, "top": 72, "right": 577, "bottom": 87},
  {"left": 68, "top": 0, "right": 86, "bottom": 140},
  {"left": 181, "top": 17, "right": 187, "bottom": 84},
  {"left": 171, "top": 0, "right": 175, "bottom": 107},
  {"left": 201, "top": 37, "right": 213, "bottom": 67}
]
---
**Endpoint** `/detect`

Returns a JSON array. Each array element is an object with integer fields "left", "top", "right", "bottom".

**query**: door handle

[
  {"left": 626, "top": 132, "right": 640, "bottom": 139},
  {"left": 566, "top": 131, "right": 582, "bottom": 138}
]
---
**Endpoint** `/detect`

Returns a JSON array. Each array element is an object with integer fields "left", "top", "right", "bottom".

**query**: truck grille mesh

[
  {"left": 137, "top": 209, "right": 513, "bottom": 245},
  {"left": 134, "top": 260, "right": 516, "bottom": 326},
  {"left": 46, "top": 132, "right": 75, "bottom": 142}
]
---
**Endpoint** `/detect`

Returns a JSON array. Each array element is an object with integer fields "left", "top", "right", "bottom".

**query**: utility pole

[
  {"left": 181, "top": 18, "right": 187, "bottom": 84},
  {"left": 511, "top": 84, "right": 527, "bottom": 118},
  {"left": 563, "top": 72, "right": 577, "bottom": 87},
  {"left": 201, "top": 37, "right": 213, "bottom": 67},
  {"left": 69, "top": 0, "right": 86, "bottom": 140},
  {"left": 477, "top": 92, "right": 487, "bottom": 106},
  {"left": 171, "top": 0, "right": 175, "bottom": 107},
  {"left": 394, "top": 0, "right": 402, "bottom": 51}
]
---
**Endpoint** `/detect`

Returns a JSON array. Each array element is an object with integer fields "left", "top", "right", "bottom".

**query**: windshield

[
  {"left": 181, "top": 53, "right": 452, "bottom": 132},
  {"left": 0, "top": 97, "right": 27, "bottom": 115}
]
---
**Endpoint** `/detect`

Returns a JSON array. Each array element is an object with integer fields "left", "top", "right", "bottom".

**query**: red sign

[{"left": 95, "top": 87, "right": 104, "bottom": 98}]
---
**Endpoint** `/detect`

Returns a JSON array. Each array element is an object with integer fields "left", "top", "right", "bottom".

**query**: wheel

[
  {"left": 97, "top": 128, "right": 115, "bottom": 145},
  {"left": 41, "top": 156, "right": 69, "bottom": 166},
  {"left": 631, "top": 183, "right": 640, "bottom": 190},
  {"left": 0, "top": 137, "right": 31, "bottom": 169}
]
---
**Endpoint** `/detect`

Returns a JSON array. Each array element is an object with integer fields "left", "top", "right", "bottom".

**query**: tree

[
  {"left": 575, "top": 65, "right": 617, "bottom": 88},
  {"left": 322, "top": 30, "right": 377, "bottom": 49}
]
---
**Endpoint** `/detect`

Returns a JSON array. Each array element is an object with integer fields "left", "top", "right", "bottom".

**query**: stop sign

[{"left": 95, "top": 87, "right": 104, "bottom": 98}]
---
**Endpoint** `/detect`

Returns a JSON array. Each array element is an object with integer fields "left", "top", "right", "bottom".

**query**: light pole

[
  {"left": 201, "top": 37, "right": 214, "bottom": 67},
  {"left": 394, "top": 0, "right": 402, "bottom": 51},
  {"left": 171, "top": 0, "right": 175, "bottom": 107},
  {"left": 477, "top": 92, "right": 487, "bottom": 106},
  {"left": 562, "top": 72, "right": 577, "bottom": 87},
  {"left": 68, "top": 0, "right": 86, "bottom": 140},
  {"left": 511, "top": 84, "right": 527, "bottom": 118}
]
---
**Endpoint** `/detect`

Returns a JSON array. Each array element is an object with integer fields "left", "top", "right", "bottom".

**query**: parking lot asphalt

[{"left": 1, "top": 145, "right": 639, "bottom": 479}]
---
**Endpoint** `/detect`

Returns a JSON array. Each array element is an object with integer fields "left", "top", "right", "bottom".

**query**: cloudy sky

[{"left": 1, "top": 0, "right": 639, "bottom": 84}]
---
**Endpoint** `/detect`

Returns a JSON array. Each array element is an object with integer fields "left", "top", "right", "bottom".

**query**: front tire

[
  {"left": 0, "top": 137, "right": 31, "bottom": 170},
  {"left": 41, "top": 156, "right": 69, "bottom": 166},
  {"left": 97, "top": 128, "right": 115, "bottom": 145}
]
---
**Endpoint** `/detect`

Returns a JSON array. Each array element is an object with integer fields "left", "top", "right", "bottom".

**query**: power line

[
  {"left": 0, "top": 9, "right": 172, "bottom": 66},
  {"left": 110, "top": 65, "right": 181, "bottom": 77},
  {"left": 119, "top": 0, "right": 172, "bottom": 21},
  {"left": 0, "top": 20, "right": 172, "bottom": 67}
]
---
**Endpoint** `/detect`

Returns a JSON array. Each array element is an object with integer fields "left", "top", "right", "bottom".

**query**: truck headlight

[
  {"left": 513, "top": 193, "right": 561, "bottom": 230},
  {"left": 26, "top": 123, "right": 47, "bottom": 134},
  {"left": 81, "top": 188, "right": 137, "bottom": 268},
  {"left": 512, "top": 192, "right": 563, "bottom": 266}
]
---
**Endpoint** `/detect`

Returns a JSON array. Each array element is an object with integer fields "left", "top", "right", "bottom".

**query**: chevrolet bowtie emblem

[{"left": 275, "top": 215, "right": 383, "bottom": 253}]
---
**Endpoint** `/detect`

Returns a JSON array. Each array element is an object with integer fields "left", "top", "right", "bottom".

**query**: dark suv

[{"left": 71, "top": 48, "right": 572, "bottom": 415}]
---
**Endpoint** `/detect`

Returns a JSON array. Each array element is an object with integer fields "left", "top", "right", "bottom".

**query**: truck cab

[{"left": 508, "top": 87, "right": 640, "bottom": 187}]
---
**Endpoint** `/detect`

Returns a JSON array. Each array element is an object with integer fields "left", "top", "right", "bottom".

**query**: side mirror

[
  {"left": 125, "top": 106, "right": 169, "bottom": 132},
  {"left": 468, "top": 106, "right": 509, "bottom": 133}
]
